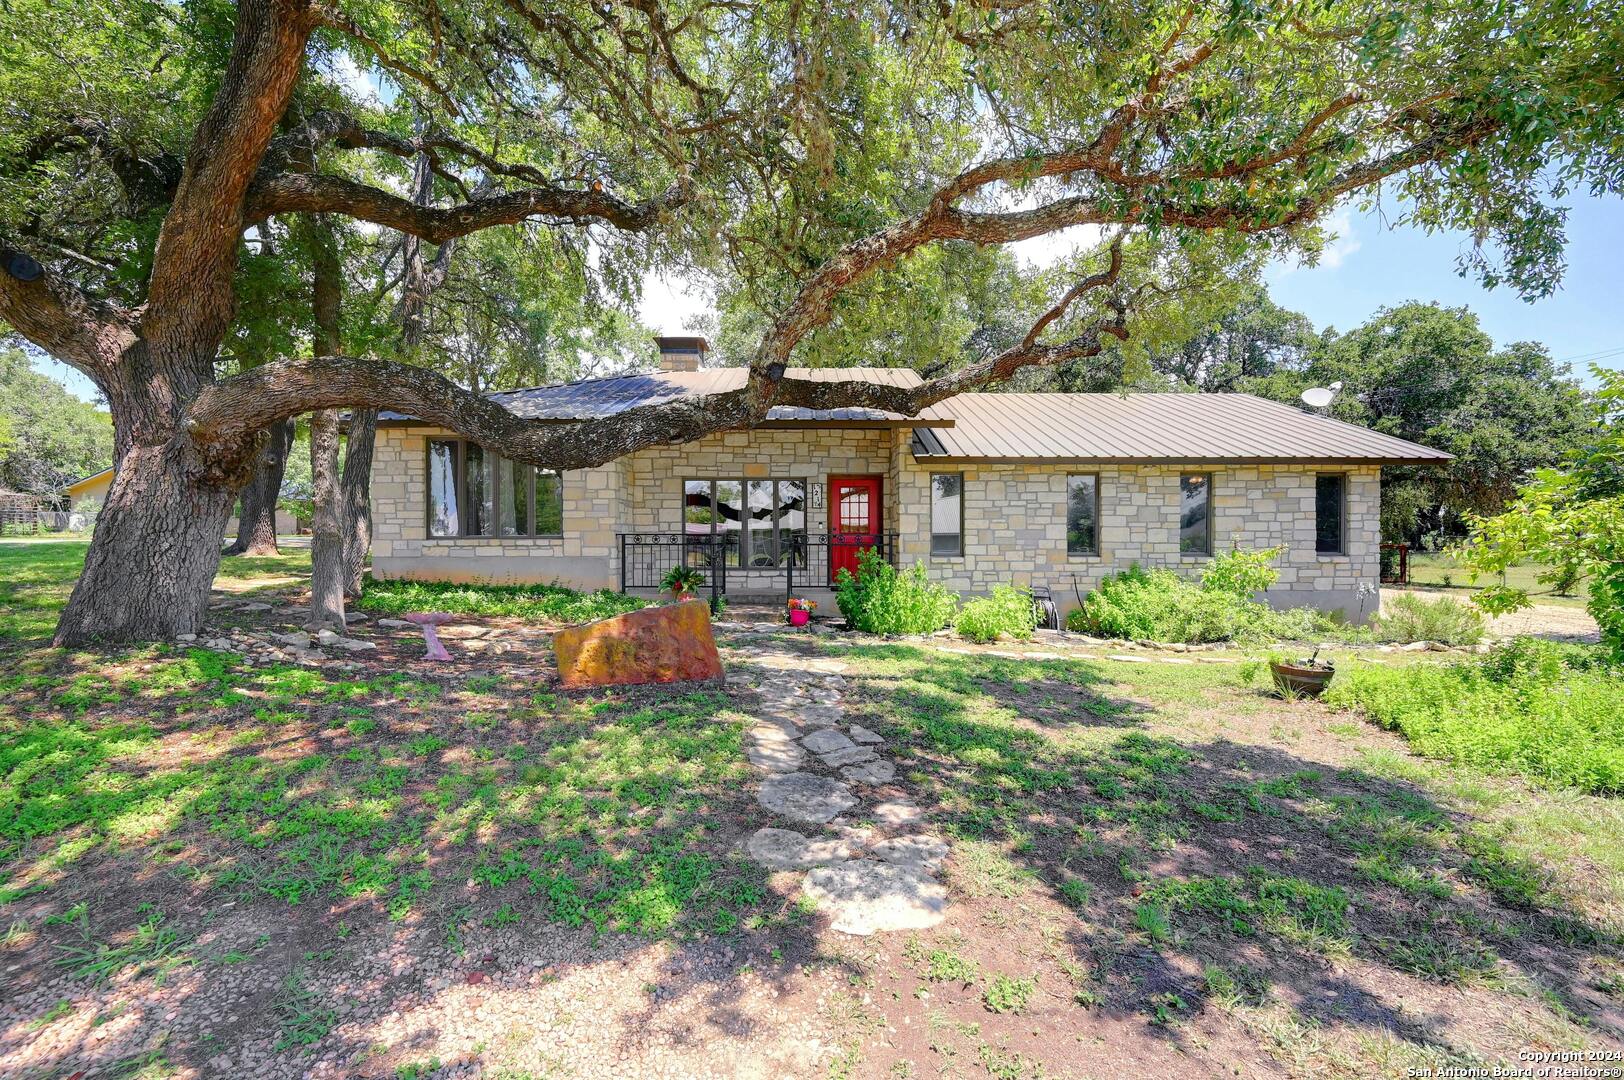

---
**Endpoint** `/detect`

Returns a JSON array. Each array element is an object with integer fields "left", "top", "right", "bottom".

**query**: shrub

[
  {"left": 1372, "top": 592, "right": 1485, "bottom": 645},
  {"left": 1068, "top": 565, "right": 1266, "bottom": 643},
  {"left": 834, "top": 550, "right": 957, "bottom": 635},
  {"left": 1324, "top": 638, "right": 1624, "bottom": 793},
  {"left": 1200, "top": 545, "right": 1283, "bottom": 598},
  {"left": 359, "top": 579, "right": 644, "bottom": 624},
  {"left": 1067, "top": 559, "right": 1352, "bottom": 645},
  {"left": 956, "top": 585, "right": 1037, "bottom": 643}
]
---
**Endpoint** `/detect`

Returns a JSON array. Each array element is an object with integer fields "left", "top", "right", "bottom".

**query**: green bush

[
  {"left": 359, "top": 579, "right": 645, "bottom": 624},
  {"left": 1200, "top": 545, "right": 1283, "bottom": 598},
  {"left": 1324, "top": 639, "right": 1624, "bottom": 793},
  {"left": 1066, "top": 560, "right": 1352, "bottom": 645},
  {"left": 1372, "top": 592, "right": 1485, "bottom": 645},
  {"left": 834, "top": 550, "right": 957, "bottom": 635},
  {"left": 956, "top": 585, "right": 1037, "bottom": 643}
]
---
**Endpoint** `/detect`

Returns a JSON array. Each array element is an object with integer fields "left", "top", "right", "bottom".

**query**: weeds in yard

[
  {"left": 274, "top": 970, "right": 337, "bottom": 1052},
  {"left": 982, "top": 973, "right": 1037, "bottom": 1013},
  {"left": 55, "top": 909, "right": 192, "bottom": 984}
]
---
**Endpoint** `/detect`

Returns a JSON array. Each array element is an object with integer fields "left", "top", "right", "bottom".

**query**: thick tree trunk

[
  {"left": 306, "top": 214, "right": 347, "bottom": 632},
  {"left": 55, "top": 439, "right": 237, "bottom": 645},
  {"left": 340, "top": 408, "right": 376, "bottom": 599},
  {"left": 224, "top": 417, "right": 294, "bottom": 555}
]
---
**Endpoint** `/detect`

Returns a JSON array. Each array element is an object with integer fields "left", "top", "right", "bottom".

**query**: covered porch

[{"left": 617, "top": 530, "right": 901, "bottom": 604}]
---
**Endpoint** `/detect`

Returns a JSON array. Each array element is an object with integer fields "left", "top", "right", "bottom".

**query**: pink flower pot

[{"left": 788, "top": 609, "right": 811, "bottom": 627}]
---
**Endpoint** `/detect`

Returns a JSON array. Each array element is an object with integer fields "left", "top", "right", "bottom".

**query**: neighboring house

[
  {"left": 68, "top": 467, "right": 297, "bottom": 535},
  {"left": 66, "top": 468, "right": 113, "bottom": 514},
  {"left": 369, "top": 337, "right": 1449, "bottom": 620}
]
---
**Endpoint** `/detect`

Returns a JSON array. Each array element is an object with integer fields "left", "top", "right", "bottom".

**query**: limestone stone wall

[
  {"left": 369, "top": 424, "right": 622, "bottom": 589},
  {"left": 619, "top": 427, "right": 895, "bottom": 533},
  {"left": 892, "top": 457, "right": 1382, "bottom": 619},
  {"left": 369, "top": 421, "right": 1383, "bottom": 618}
]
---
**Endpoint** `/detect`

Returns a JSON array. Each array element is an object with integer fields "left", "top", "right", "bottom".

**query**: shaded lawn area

[
  {"left": 2, "top": 537, "right": 1621, "bottom": 1077},
  {"left": 799, "top": 639, "right": 1624, "bottom": 1075}
]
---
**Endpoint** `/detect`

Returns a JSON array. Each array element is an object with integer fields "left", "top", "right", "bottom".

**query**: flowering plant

[{"left": 787, "top": 597, "right": 817, "bottom": 612}]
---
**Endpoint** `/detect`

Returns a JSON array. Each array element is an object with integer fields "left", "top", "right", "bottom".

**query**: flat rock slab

[
  {"left": 870, "top": 835, "right": 950, "bottom": 873},
  {"left": 747, "top": 828, "right": 853, "bottom": 870},
  {"left": 803, "top": 861, "right": 948, "bottom": 935},
  {"left": 841, "top": 760, "right": 896, "bottom": 785},
  {"left": 872, "top": 800, "right": 924, "bottom": 828},
  {"left": 757, "top": 772, "right": 858, "bottom": 824},
  {"left": 801, "top": 729, "right": 857, "bottom": 755},
  {"left": 847, "top": 725, "right": 883, "bottom": 745},
  {"left": 820, "top": 746, "right": 877, "bottom": 768},
  {"left": 553, "top": 600, "right": 723, "bottom": 689},
  {"left": 746, "top": 739, "right": 807, "bottom": 773},
  {"left": 792, "top": 704, "right": 845, "bottom": 728}
]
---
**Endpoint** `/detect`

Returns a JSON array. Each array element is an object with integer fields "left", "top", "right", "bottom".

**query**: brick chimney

[{"left": 654, "top": 335, "right": 708, "bottom": 372}]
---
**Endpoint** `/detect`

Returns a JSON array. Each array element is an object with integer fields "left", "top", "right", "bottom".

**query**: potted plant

[
  {"left": 787, "top": 597, "right": 817, "bottom": 626},
  {"left": 660, "top": 564, "right": 706, "bottom": 602},
  {"left": 1269, "top": 648, "right": 1335, "bottom": 697}
]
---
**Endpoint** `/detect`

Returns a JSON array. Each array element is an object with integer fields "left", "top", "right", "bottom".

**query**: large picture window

[
  {"left": 1066, "top": 474, "right": 1099, "bottom": 555},
  {"left": 930, "top": 473, "right": 963, "bottom": 557},
  {"left": 427, "top": 439, "right": 563, "bottom": 538},
  {"left": 1316, "top": 473, "right": 1346, "bottom": 554},
  {"left": 684, "top": 478, "right": 806, "bottom": 567},
  {"left": 1179, "top": 473, "right": 1213, "bottom": 555}
]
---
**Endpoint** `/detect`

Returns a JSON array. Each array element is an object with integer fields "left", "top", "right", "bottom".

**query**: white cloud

[
  {"left": 1008, "top": 223, "right": 1108, "bottom": 271},
  {"left": 1274, "top": 208, "right": 1362, "bottom": 278},
  {"left": 1319, "top": 208, "right": 1362, "bottom": 269}
]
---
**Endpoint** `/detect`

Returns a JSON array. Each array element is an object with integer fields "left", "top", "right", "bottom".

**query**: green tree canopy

[{"left": 0, "top": 345, "right": 113, "bottom": 496}]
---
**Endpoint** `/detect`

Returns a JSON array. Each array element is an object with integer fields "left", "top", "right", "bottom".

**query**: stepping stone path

[{"left": 732, "top": 647, "right": 949, "bottom": 936}]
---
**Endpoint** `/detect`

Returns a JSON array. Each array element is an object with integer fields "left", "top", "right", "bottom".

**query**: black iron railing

[{"left": 619, "top": 531, "right": 899, "bottom": 599}]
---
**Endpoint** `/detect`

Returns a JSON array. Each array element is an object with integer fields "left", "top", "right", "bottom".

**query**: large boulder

[{"left": 552, "top": 600, "right": 724, "bottom": 689}]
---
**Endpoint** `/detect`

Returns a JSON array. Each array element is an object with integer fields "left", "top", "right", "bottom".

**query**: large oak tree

[{"left": 1, "top": 0, "right": 1619, "bottom": 645}]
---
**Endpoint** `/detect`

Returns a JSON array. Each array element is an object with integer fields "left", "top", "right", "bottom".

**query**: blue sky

[
  {"left": 32, "top": 190, "right": 1624, "bottom": 401},
  {"left": 1265, "top": 192, "right": 1624, "bottom": 382}
]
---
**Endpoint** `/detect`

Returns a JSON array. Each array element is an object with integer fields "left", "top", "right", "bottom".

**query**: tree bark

[
  {"left": 339, "top": 409, "right": 376, "bottom": 598},
  {"left": 54, "top": 401, "right": 242, "bottom": 647},
  {"left": 306, "top": 215, "right": 347, "bottom": 632},
  {"left": 225, "top": 416, "right": 295, "bottom": 556}
]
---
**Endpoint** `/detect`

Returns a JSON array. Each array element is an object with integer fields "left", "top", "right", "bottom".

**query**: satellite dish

[{"left": 1300, "top": 380, "right": 1344, "bottom": 409}]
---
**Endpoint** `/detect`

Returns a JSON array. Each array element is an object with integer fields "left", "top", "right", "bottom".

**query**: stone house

[{"left": 368, "top": 337, "right": 1449, "bottom": 620}]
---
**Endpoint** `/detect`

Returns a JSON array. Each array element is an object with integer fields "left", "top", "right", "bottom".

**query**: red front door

[{"left": 829, "top": 476, "right": 882, "bottom": 580}]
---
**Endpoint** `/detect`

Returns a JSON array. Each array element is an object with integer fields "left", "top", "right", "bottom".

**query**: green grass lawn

[
  {"left": 3, "top": 539, "right": 1622, "bottom": 1077},
  {"left": 0, "top": 539, "right": 313, "bottom": 644},
  {"left": 1406, "top": 551, "right": 1590, "bottom": 608}
]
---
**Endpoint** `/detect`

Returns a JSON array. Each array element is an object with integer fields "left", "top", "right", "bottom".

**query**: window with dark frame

[
  {"left": 1316, "top": 473, "right": 1346, "bottom": 554},
  {"left": 1066, "top": 474, "right": 1099, "bottom": 555},
  {"left": 683, "top": 478, "right": 806, "bottom": 567},
  {"left": 930, "top": 473, "right": 963, "bottom": 557},
  {"left": 426, "top": 438, "right": 563, "bottom": 538},
  {"left": 1179, "top": 473, "right": 1213, "bottom": 555}
]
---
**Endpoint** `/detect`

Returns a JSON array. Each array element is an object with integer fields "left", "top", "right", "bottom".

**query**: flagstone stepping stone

[
  {"left": 803, "top": 861, "right": 947, "bottom": 935},
  {"left": 847, "top": 725, "right": 883, "bottom": 745},
  {"left": 746, "top": 735, "right": 806, "bottom": 773},
  {"left": 806, "top": 659, "right": 850, "bottom": 674},
  {"left": 793, "top": 704, "right": 845, "bottom": 727},
  {"left": 872, "top": 800, "right": 924, "bottom": 828},
  {"left": 801, "top": 729, "right": 857, "bottom": 755},
  {"left": 870, "top": 835, "right": 950, "bottom": 873},
  {"left": 820, "top": 746, "right": 877, "bottom": 768},
  {"left": 1107, "top": 654, "right": 1153, "bottom": 663},
  {"left": 758, "top": 772, "right": 858, "bottom": 824},
  {"left": 747, "top": 828, "right": 853, "bottom": 870},
  {"left": 841, "top": 760, "right": 896, "bottom": 785}
]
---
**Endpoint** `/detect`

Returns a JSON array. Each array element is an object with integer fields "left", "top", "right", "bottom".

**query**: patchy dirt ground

[{"left": 2, "top": 583, "right": 1622, "bottom": 1079}]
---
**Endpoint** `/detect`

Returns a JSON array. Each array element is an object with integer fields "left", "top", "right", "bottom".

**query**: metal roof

[
  {"left": 910, "top": 393, "right": 1451, "bottom": 464},
  {"left": 376, "top": 367, "right": 954, "bottom": 426}
]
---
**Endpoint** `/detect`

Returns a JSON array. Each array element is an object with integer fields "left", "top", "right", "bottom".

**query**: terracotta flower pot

[
  {"left": 788, "top": 608, "right": 811, "bottom": 627},
  {"left": 1270, "top": 660, "right": 1335, "bottom": 697}
]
